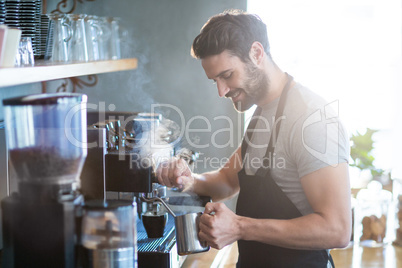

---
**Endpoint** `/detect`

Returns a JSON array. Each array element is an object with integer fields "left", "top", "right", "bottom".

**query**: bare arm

[
  {"left": 200, "top": 163, "right": 352, "bottom": 250},
  {"left": 157, "top": 146, "right": 243, "bottom": 201}
]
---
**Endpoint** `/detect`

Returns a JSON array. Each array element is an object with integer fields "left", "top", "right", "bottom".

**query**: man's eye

[
  {"left": 212, "top": 80, "right": 217, "bottom": 85},
  {"left": 222, "top": 73, "right": 232, "bottom": 80}
]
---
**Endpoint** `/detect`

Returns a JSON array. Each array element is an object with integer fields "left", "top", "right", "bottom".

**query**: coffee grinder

[{"left": 1, "top": 93, "right": 88, "bottom": 268}]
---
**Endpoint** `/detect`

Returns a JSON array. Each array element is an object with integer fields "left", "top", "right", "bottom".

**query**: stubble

[{"left": 234, "top": 62, "right": 270, "bottom": 112}]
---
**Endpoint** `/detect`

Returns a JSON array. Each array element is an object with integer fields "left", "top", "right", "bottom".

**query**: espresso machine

[
  {"left": 81, "top": 111, "right": 178, "bottom": 268},
  {"left": 81, "top": 111, "right": 208, "bottom": 268},
  {"left": 1, "top": 93, "right": 88, "bottom": 268}
]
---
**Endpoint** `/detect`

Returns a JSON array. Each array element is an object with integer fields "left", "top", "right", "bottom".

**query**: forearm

[
  {"left": 191, "top": 170, "right": 239, "bottom": 202},
  {"left": 187, "top": 147, "right": 242, "bottom": 201},
  {"left": 238, "top": 212, "right": 351, "bottom": 250}
]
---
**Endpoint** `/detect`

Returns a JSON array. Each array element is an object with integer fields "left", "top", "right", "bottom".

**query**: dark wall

[
  {"left": 0, "top": 1, "right": 247, "bottom": 174},
  {"left": 45, "top": 0, "right": 248, "bottom": 173}
]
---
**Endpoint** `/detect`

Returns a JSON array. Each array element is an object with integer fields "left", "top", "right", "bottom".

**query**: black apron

[{"left": 236, "top": 74, "right": 334, "bottom": 268}]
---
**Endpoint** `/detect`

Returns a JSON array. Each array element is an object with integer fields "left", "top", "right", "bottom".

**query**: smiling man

[{"left": 157, "top": 9, "right": 351, "bottom": 267}]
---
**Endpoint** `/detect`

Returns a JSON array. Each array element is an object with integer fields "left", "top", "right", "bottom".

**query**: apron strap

[
  {"left": 255, "top": 74, "right": 293, "bottom": 177},
  {"left": 241, "top": 106, "right": 262, "bottom": 160}
]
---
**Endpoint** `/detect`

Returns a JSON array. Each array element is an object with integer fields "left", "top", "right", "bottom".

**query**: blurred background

[
  {"left": 0, "top": 0, "right": 401, "bottom": 189},
  {"left": 248, "top": 0, "right": 402, "bottom": 189}
]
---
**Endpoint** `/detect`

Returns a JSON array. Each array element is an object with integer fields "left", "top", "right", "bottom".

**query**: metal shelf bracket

[{"left": 51, "top": 0, "right": 96, "bottom": 14}]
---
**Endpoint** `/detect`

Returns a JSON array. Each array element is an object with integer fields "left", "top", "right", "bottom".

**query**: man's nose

[{"left": 217, "top": 80, "right": 230, "bottom": 98}]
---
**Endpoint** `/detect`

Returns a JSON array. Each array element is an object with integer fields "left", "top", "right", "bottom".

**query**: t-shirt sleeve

[{"left": 289, "top": 107, "right": 350, "bottom": 178}]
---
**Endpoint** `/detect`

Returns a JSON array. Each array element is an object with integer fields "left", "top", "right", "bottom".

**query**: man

[{"left": 157, "top": 10, "right": 351, "bottom": 267}]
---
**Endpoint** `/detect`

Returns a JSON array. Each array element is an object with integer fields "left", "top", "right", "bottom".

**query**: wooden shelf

[{"left": 0, "top": 58, "right": 138, "bottom": 88}]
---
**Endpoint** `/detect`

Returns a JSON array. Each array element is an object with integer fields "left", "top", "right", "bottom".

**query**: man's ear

[{"left": 249, "top": 41, "right": 264, "bottom": 65}]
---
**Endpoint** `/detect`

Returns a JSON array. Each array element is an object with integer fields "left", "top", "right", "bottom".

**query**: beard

[{"left": 232, "top": 63, "right": 270, "bottom": 112}]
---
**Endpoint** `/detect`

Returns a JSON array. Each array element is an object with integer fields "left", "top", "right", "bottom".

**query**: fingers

[
  {"left": 198, "top": 217, "right": 220, "bottom": 249},
  {"left": 204, "top": 202, "right": 225, "bottom": 215},
  {"left": 200, "top": 202, "right": 219, "bottom": 228},
  {"left": 176, "top": 159, "right": 192, "bottom": 177},
  {"left": 198, "top": 226, "right": 212, "bottom": 246},
  {"left": 204, "top": 202, "right": 215, "bottom": 215},
  {"left": 199, "top": 203, "right": 232, "bottom": 250},
  {"left": 156, "top": 157, "right": 192, "bottom": 188},
  {"left": 198, "top": 202, "right": 239, "bottom": 250}
]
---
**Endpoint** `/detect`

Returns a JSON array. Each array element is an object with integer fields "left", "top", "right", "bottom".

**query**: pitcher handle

[
  {"left": 91, "top": 22, "right": 103, "bottom": 42},
  {"left": 63, "top": 21, "right": 73, "bottom": 43}
]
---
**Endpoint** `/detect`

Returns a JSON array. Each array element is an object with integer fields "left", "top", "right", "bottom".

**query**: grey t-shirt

[{"left": 244, "top": 82, "right": 350, "bottom": 215}]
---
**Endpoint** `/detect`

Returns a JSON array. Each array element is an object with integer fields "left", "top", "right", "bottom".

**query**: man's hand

[
  {"left": 156, "top": 157, "right": 194, "bottom": 190},
  {"left": 198, "top": 202, "right": 242, "bottom": 249}
]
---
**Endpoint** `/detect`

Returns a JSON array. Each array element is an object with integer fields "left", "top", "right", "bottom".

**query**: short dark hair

[{"left": 191, "top": 9, "right": 270, "bottom": 62}]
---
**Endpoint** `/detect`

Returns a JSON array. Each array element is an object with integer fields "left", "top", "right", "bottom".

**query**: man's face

[{"left": 201, "top": 50, "right": 269, "bottom": 112}]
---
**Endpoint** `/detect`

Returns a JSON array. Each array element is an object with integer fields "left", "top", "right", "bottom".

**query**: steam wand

[{"left": 140, "top": 194, "right": 176, "bottom": 218}]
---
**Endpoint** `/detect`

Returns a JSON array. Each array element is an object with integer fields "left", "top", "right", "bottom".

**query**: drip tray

[{"left": 137, "top": 215, "right": 178, "bottom": 267}]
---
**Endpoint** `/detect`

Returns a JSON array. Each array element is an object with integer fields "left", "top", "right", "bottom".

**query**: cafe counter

[
  {"left": 181, "top": 242, "right": 402, "bottom": 267},
  {"left": 1, "top": 242, "right": 401, "bottom": 267}
]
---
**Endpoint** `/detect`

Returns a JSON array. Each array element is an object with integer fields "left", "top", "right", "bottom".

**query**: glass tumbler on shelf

[
  {"left": 355, "top": 180, "right": 392, "bottom": 247},
  {"left": 48, "top": 13, "right": 71, "bottom": 62},
  {"left": 17, "top": 37, "right": 34, "bottom": 67},
  {"left": 84, "top": 15, "right": 102, "bottom": 61},
  {"left": 66, "top": 14, "right": 88, "bottom": 62},
  {"left": 107, "top": 17, "right": 122, "bottom": 60},
  {"left": 98, "top": 17, "right": 111, "bottom": 60},
  {"left": 98, "top": 17, "right": 123, "bottom": 60}
]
